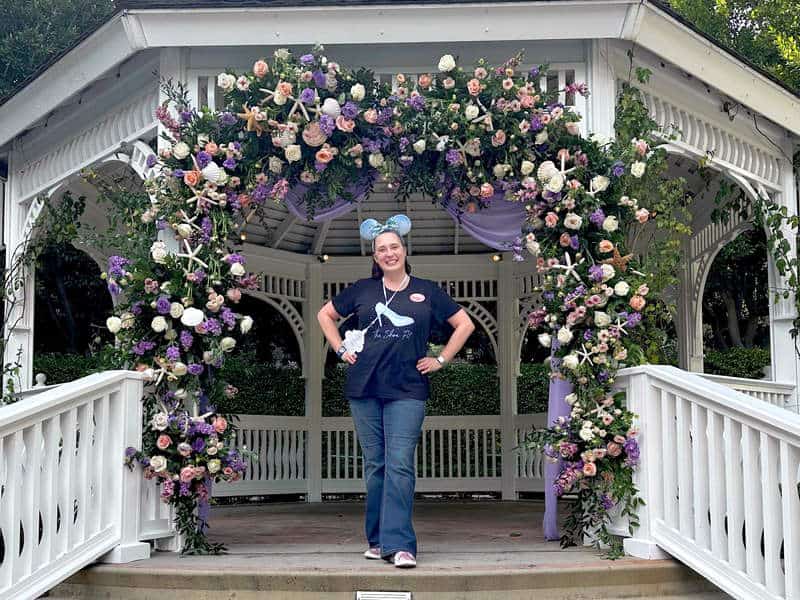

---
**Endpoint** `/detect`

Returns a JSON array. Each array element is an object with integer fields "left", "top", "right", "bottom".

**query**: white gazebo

[{"left": 2, "top": 2, "right": 800, "bottom": 599}]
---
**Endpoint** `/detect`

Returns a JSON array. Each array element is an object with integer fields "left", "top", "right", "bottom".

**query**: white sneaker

[
  {"left": 364, "top": 547, "right": 381, "bottom": 560},
  {"left": 393, "top": 551, "right": 417, "bottom": 568}
]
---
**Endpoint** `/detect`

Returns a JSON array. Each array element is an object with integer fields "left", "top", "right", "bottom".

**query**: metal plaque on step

[{"left": 356, "top": 593, "right": 412, "bottom": 600}]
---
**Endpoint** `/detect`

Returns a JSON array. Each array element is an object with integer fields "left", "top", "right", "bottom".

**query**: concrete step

[{"left": 49, "top": 553, "right": 730, "bottom": 600}]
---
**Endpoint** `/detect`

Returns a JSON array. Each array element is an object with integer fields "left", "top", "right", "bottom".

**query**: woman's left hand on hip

[{"left": 416, "top": 356, "right": 443, "bottom": 374}]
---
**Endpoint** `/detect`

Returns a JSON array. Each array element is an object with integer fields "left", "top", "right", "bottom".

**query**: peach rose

[
  {"left": 443, "top": 77, "right": 455, "bottom": 89},
  {"left": 180, "top": 467, "right": 195, "bottom": 483},
  {"left": 544, "top": 212, "right": 559, "bottom": 228},
  {"left": 335, "top": 115, "right": 355, "bottom": 132},
  {"left": 156, "top": 434, "right": 172, "bottom": 450},
  {"left": 214, "top": 417, "right": 228, "bottom": 433},
  {"left": 629, "top": 295, "right": 646, "bottom": 311},
  {"left": 593, "top": 448, "right": 608, "bottom": 459},
  {"left": 396, "top": 73, "right": 406, "bottom": 84},
  {"left": 491, "top": 130, "right": 506, "bottom": 146},
  {"left": 253, "top": 60, "right": 269, "bottom": 78},
  {"left": 520, "top": 95, "right": 535, "bottom": 109},
  {"left": 302, "top": 121, "right": 327, "bottom": 147},
  {"left": 348, "top": 143, "right": 363, "bottom": 156},
  {"left": 635, "top": 208, "right": 650, "bottom": 223},
  {"left": 226, "top": 288, "right": 242, "bottom": 303},
  {"left": 315, "top": 147, "right": 335, "bottom": 163},
  {"left": 637, "top": 284, "right": 650, "bottom": 296},
  {"left": 474, "top": 67, "right": 488, "bottom": 79},
  {"left": 417, "top": 73, "right": 432, "bottom": 88},
  {"left": 467, "top": 78, "right": 481, "bottom": 96},
  {"left": 204, "top": 141, "right": 219, "bottom": 155},
  {"left": 183, "top": 170, "right": 201, "bottom": 187},
  {"left": 598, "top": 240, "right": 614, "bottom": 253},
  {"left": 583, "top": 463, "right": 597, "bottom": 477},
  {"left": 363, "top": 108, "right": 378, "bottom": 124},
  {"left": 466, "top": 202, "right": 477, "bottom": 214},
  {"left": 607, "top": 442, "right": 623, "bottom": 457},
  {"left": 277, "top": 81, "right": 293, "bottom": 97},
  {"left": 502, "top": 78, "right": 514, "bottom": 90},
  {"left": 479, "top": 183, "right": 495, "bottom": 198},
  {"left": 559, "top": 232, "right": 571, "bottom": 247}
]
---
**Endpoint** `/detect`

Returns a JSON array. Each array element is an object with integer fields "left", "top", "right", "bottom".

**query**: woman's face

[{"left": 373, "top": 232, "right": 406, "bottom": 275}]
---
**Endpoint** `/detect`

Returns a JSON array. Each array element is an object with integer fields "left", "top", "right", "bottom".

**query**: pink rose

[
  {"left": 214, "top": 417, "right": 228, "bottom": 433},
  {"left": 277, "top": 81, "right": 293, "bottom": 97},
  {"left": 601, "top": 414, "right": 614, "bottom": 426},
  {"left": 637, "top": 284, "right": 650, "bottom": 296},
  {"left": 253, "top": 60, "right": 269, "bottom": 78},
  {"left": 348, "top": 143, "right": 363, "bottom": 157},
  {"left": 417, "top": 73, "right": 432, "bottom": 89},
  {"left": 520, "top": 95, "right": 534, "bottom": 109},
  {"left": 180, "top": 466, "right": 195, "bottom": 483},
  {"left": 544, "top": 212, "right": 559, "bottom": 228},
  {"left": 559, "top": 233, "right": 571, "bottom": 247},
  {"left": 557, "top": 148, "right": 570, "bottom": 162},
  {"left": 204, "top": 141, "right": 219, "bottom": 155},
  {"left": 593, "top": 448, "right": 608, "bottom": 459},
  {"left": 315, "top": 147, "right": 335, "bottom": 163},
  {"left": 474, "top": 67, "right": 488, "bottom": 79},
  {"left": 479, "top": 183, "right": 495, "bottom": 199},
  {"left": 629, "top": 295, "right": 646, "bottom": 311},
  {"left": 567, "top": 179, "right": 582, "bottom": 191},
  {"left": 598, "top": 240, "right": 614, "bottom": 253},
  {"left": 466, "top": 202, "right": 477, "bottom": 214},
  {"left": 634, "top": 139, "right": 649, "bottom": 156},
  {"left": 223, "top": 466, "right": 234, "bottom": 477},
  {"left": 301, "top": 71, "right": 313, "bottom": 82},
  {"left": 302, "top": 121, "right": 327, "bottom": 147},
  {"left": 607, "top": 442, "right": 623, "bottom": 457},
  {"left": 614, "top": 435, "right": 626, "bottom": 444},
  {"left": 583, "top": 463, "right": 597, "bottom": 477},
  {"left": 466, "top": 78, "right": 481, "bottom": 96},
  {"left": 491, "top": 130, "right": 506, "bottom": 147},
  {"left": 635, "top": 208, "right": 650, "bottom": 223},
  {"left": 566, "top": 122, "right": 581, "bottom": 136},
  {"left": 502, "top": 78, "right": 514, "bottom": 91},
  {"left": 363, "top": 108, "right": 378, "bottom": 124},
  {"left": 156, "top": 434, "right": 172, "bottom": 450},
  {"left": 335, "top": 115, "right": 355, "bottom": 133},
  {"left": 226, "top": 288, "right": 242, "bottom": 303},
  {"left": 442, "top": 77, "right": 455, "bottom": 89},
  {"left": 518, "top": 120, "right": 531, "bottom": 134},
  {"left": 540, "top": 114, "right": 551, "bottom": 125}
]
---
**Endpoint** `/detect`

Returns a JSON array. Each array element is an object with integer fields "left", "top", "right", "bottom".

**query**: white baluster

[
  {"left": 724, "top": 417, "right": 746, "bottom": 571},
  {"left": 780, "top": 442, "right": 800, "bottom": 598},
  {"left": 691, "top": 403, "right": 710, "bottom": 549},
  {"left": 760, "top": 433, "right": 785, "bottom": 596},
  {"left": 742, "top": 425, "right": 765, "bottom": 584}
]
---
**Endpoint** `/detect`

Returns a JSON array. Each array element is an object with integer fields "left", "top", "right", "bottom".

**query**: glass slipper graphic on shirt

[{"left": 375, "top": 302, "right": 415, "bottom": 327}]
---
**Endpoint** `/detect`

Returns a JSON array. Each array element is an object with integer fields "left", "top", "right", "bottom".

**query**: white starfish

[
  {"left": 611, "top": 317, "right": 629, "bottom": 336},
  {"left": 469, "top": 98, "right": 493, "bottom": 129},
  {"left": 551, "top": 253, "right": 585, "bottom": 283},
  {"left": 177, "top": 239, "right": 209, "bottom": 272},
  {"left": 577, "top": 343, "right": 594, "bottom": 365},
  {"left": 258, "top": 87, "right": 278, "bottom": 105},
  {"left": 178, "top": 209, "right": 203, "bottom": 231}
]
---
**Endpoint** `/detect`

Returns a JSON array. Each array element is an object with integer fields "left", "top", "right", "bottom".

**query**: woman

[{"left": 317, "top": 215, "right": 474, "bottom": 568}]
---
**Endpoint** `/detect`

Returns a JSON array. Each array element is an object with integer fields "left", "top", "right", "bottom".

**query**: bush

[
  {"left": 32, "top": 353, "right": 551, "bottom": 416},
  {"left": 704, "top": 347, "right": 771, "bottom": 379}
]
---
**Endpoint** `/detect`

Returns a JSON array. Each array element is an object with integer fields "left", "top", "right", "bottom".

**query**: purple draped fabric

[
  {"left": 284, "top": 174, "right": 376, "bottom": 222},
  {"left": 544, "top": 375, "right": 574, "bottom": 541}
]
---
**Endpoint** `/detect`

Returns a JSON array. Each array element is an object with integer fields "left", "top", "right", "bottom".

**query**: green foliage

[
  {"left": 33, "top": 352, "right": 104, "bottom": 384},
  {"left": 704, "top": 346, "right": 771, "bottom": 379},
  {"left": 0, "top": 1, "right": 116, "bottom": 99}
]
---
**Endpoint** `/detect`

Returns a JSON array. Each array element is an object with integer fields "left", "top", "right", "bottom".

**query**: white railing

[
  {"left": 215, "top": 413, "right": 548, "bottom": 497},
  {"left": 0, "top": 371, "right": 150, "bottom": 600},
  {"left": 618, "top": 365, "right": 800, "bottom": 600},
  {"left": 701, "top": 373, "right": 796, "bottom": 412}
]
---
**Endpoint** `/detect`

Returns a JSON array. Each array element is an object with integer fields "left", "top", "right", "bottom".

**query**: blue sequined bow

[{"left": 359, "top": 214, "right": 412, "bottom": 241}]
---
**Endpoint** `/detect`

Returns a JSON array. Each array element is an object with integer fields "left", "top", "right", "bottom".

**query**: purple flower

[
  {"left": 155, "top": 219, "right": 167, "bottom": 231},
  {"left": 107, "top": 255, "right": 130, "bottom": 279},
  {"left": 131, "top": 301, "right": 144, "bottom": 316},
  {"left": 626, "top": 312, "right": 643, "bottom": 328},
  {"left": 156, "top": 295, "right": 171, "bottom": 315},
  {"left": 173, "top": 169, "right": 185, "bottom": 178},
  {"left": 224, "top": 253, "right": 245, "bottom": 265},
  {"left": 569, "top": 235, "right": 580, "bottom": 251},
  {"left": 196, "top": 151, "right": 211, "bottom": 169},
  {"left": 223, "top": 157, "right": 237, "bottom": 170},
  {"left": 200, "top": 217, "right": 212, "bottom": 243},
  {"left": 319, "top": 114, "right": 336, "bottom": 136},
  {"left": 530, "top": 115, "right": 543, "bottom": 132},
  {"left": 589, "top": 264, "right": 604, "bottom": 283},
  {"left": 125, "top": 446, "right": 138, "bottom": 458},
  {"left": 145, "top": 154, "right": 158, "bottom": 169},
  {"left": 543, "top": 291, "right": 555, "bottom": 302},
  {"left": 597, "top": 370, "right": 610, "bottom": 383},
  {"left": 312, "top": 70, "right": 326, "bottom": 88},
  {"left": 180, "top": 330, "right": 193, "bottom": 350},
  {"left": 251, "top": 183, "right": 269, "bottom": 204},
  {"left": 299, "top": 88, "right": 316, "bottom": 104},
  {"left": 377, "top": 107, "right": 393, "bottom": 125},
  {"left": 179, "top": 482, "right": 191, "bottom": 497},
  {"left": 406, "top": 94, "right": 425, "bottom": 111},
  {"left": 612, "top": 161, "right": 625, "bottom": 177},
  {"left": 107, "top": 281, "right": 121, "bottom": 297},
  {"left": 221, "top": 308, "right": 236, "bottom": 328},
  {"left": 446, "top": 149, "right": 462, "bottom": 166},
  {"left": 529, "top": 66, "right": 540, "bottom": 78},
  {"left": 192, "top": 269, "right": 206, "bottom": 283},
  {"left": 219, "top": 112, "right": 237, "bottom": 126},
  {"left": 300, "top": 53, "right": 315, "bottom": 65},
  {"left": 187, "top": 363, "right": 204, "bottom": 376},
  {"left": 600, "top": 494, "right": 615, "bottom": 510},
  {"left": 132, "top": 340, "right": 156, "bottom": 356},
  {"left": 623, "top": 437, "right": 640, "bottom": 467},
  {"left": 202, "top": 318, "right": 222, "bottom": 336},
  {"left": 590, "top": 208, "right": 606, "bottom": 227},
  {"left": 583, "top": 329, "right": 593, "bottom": 341},
  {"left": 166, "top": 345, "right": 181, "bottom": 361},
  {"left": 179, "top": 110, "right": 193, "bottom": 124},
  {"left": 341, "top": 101, "right": 359, "bottom": 118},
  {"left": 192, "top": 437, "right": 206, "bottom": 453},
  {"left": 315, "top": 161, "right": 328, "bottom": 173}
]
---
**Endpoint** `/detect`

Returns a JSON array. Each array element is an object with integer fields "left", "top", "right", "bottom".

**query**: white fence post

[{"left": 101, "top": 376, "right": 151, "bottom": 563}]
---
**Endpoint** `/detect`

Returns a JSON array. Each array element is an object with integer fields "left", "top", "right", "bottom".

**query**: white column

[
  {"left": 767, "top": 156, "right": 799, "bottom": 411},
  {"left": 303, "top": 262, "right": 324, "bottom": 502},
  {"left": 497, "top": 256, "right": 518, "bottom": 500},
  {"left": 586, "top": 39, "right": 617, "bottom": 140}
]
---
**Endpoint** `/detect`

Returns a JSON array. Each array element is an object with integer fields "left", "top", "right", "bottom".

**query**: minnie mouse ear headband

[{"left": 359, "top": 214, "right": 412, "bottom": 241}]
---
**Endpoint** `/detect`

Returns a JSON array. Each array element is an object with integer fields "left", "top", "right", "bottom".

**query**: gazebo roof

[{"left": 0, "top": 0, "right": 799, "bottom": 153}]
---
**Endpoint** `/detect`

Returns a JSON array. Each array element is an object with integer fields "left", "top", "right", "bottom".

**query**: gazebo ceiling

[{"left": 247, "top": 181, "right": 491, "bottom": 256}]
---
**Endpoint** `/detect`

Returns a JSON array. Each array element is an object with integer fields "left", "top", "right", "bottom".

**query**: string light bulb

[{"left": 491, "top": 253, "right": 502, "bottom": 262}]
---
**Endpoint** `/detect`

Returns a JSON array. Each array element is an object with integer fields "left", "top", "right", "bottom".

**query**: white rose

[
  {"left": 600, "top": 264, "right": 615, "bottom": 282},
  {"left": 274, "top": 48, "right": 290, "bottom": 60},
  {"left": 631, "top": 161, "right": 646, "bottom": 178},
  {"left": 557, "top": 327, "right": 573, "bottom": 344},
  {"left": 594, "top": 311, "right": 611, "bottom": 327},
  {"left": 172, "top": 362, "right": 187, "bottom": 376},
  {"left": 197, "top": 134, "right": 209, "bottom": 147},
  {"left": 240, "top": 315, "right": 253, "bottom": 334},
  {"left": 175, "top": 224, "right": 192, "bottom": 238},
  {"left": 564, "top": 393, "right": 578, "bottom": 406},
  {"left": 120, "top": 312, "right": 135, "bottom": 329},
  {"left": 285, "top": 144, "right": 302, "bottom": 163},
  {"left": 435, "top": 135, "right": 449, "bottom": 152},
  {"left": 563, "top": 212, "right": 583, "bottom": 230},
  {"left": 150, "top": 240, "right": 169, "bottom": 264},
  {"left": 545, "top": 172, "right": 564, "bottom": 193},
  {"left": 230, "top": 262, "right": 246, "bottom": 277},
  {"left": 203, "top": 351, "right": 215, "bottom": 364},
  {"left": 579, "top": 428, "right": 594, "bottom": 442},
  {"left": 350, "top": 83, "right": 366, "bottom": 101},
  {"left": 151, "top": 316, "right": 168, "bottom": 333},
  {"left": 149, "top": 455, "right": 168, "bottom": 473},
  {"left": 537, "top": 161, "right": 558, "bottom": 182},
  {"left": 269, "top": 156, "right": 284, "bottom": 173},
  {"left": 538, "top": 333, "right": 552, "bottom": 348},
  {"left": 220, "top": 337, "right": 237, "bottom": 352},
  {"left": 589, "top": 133, "right": 609, "bottom": 147},
  {"left": 151, "top": 412, "right": 169, "bottom": 431},
  {"left": 207, "top": 459, "right": 222, "bottom": 474},
  {"left": 273, "top": 92, "right": 288, "bottom": 106},
  {"left": 180, "top": 307, "right": 205, "bottom": 327},
  {"left": 614, "top": 281, "right": 631, "bottom": 296},
  {"left": 520, "top": 160, "right": 535, "bottom": 176},
  {"left": 591, "top": 175, "right": 610, "bottom": 192},
  {"left": 321, "top": 98, "right": 341, "bottom": 118},
  {"left": 201, "top": 162, "right": 222, "bottom": 184},
  {"left": 368, "top": 153, "right": 385, "bottom": 168},
  {"left": 438, "top": 54, "right": 456, "bottom": 72},
  {"left": 534, "top": 130, "right": 549, "bottom": 145},
  {"left": 602, "top": 216, "right": 619, "bottom": 232},
  {"left": 169, "top": 302, "right": 184, "bottom": 319},
  {"left": 493, "top": 164, "right": 507, "bottom": 179},
  {"left": 465, "top": 104, "right": 479, "bottom": 120},
  {"left": 106, "top": 316, "right": 122, "bottom": 334},
  {"left": 207, "top": 445, "right": 218, "bottom": 456},
  {"left": 412, "top": 139, "right": 426, "bottom": 154},
  {"left": 563, "top": 354, "right": 580, "bottom": 370},
  {"left": 172, "top": 142, "right": 190, "bottom": 160},
  {"left": 526, "top": 240, "right": 541, "bottom": 256},
  {"left": 216, "top": 73, "right": 236, "bottom": 92},
  {"left": 235, "top": 75, "right": 250, "bottom": 91}
]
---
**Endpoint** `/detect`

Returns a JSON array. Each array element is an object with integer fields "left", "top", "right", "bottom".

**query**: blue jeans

[{"left": 349, "top": 397, "right": 426, "bottom": 557}]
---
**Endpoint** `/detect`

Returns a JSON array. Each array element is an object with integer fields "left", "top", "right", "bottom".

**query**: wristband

[
  {"left": 336, "top": 345, "right": 347, "bottom": 358},
  {"left": 436, "top": 355, "right": 446, "bottom": 365}
]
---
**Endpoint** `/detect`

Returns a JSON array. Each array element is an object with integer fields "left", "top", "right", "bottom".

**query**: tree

[
  {"left": 0, "top": 1, "right": 116, "bottom": 99},
  {"left": 668, "top": 0, "right": 800, "bottom": 93}
]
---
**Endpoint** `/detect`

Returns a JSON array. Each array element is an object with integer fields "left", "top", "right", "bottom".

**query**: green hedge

[
  {"left": 704, "top": 347, "right": 771, "bottom": 379},
  {"left": 32, "top": 353, "right": 550, "bottom": 416}
]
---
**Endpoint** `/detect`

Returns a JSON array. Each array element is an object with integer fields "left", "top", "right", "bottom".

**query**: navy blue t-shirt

[{"left": 332, "top": 276, "right": 461, "bottom": 401}]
